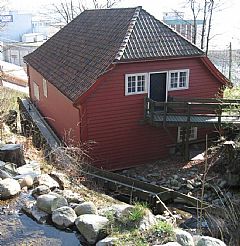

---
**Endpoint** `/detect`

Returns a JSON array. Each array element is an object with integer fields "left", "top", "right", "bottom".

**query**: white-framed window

[
  {"left": 125, "top": 73, "right": 147, "bottom": 95},
  {"left": 169, "top": 69, "right": 189, "bottom": 91},
  {"left": 177, "top": 126, "right": 197, "bottom": 143},
  {"left": 42, "top": 78, "right": 48, "bottom": 97},
  {"left": 33, "top": 82, "right": 40, "bottom": 101}
]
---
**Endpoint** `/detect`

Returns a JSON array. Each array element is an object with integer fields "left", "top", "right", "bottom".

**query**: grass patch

[{"left": 128, "top": 202, "right": 148, "bottom": 223}]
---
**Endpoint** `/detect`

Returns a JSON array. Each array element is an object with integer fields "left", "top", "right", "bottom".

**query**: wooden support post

[
  {"left": 185, "top": 126, "right": 190, "bottom": 160},
  {"left": 185, "top": 103, "right": 191, "bottom": 160}
]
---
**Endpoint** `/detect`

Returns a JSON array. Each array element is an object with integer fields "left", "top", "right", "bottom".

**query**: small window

[
  {"left": 43, "top": 78, "right": 48, "bottom": 97},
  {"left": 125, "top": 73, "right": 147, "bottom": 95},
  {"left": 33, "top": 82, "right": 40, "bottom": 101},
  {"left": 169, "top": 69, "right": 189, "bottom": 91},
  {"left": 177, "top": 127, "right": 197, "bottom": 143}
]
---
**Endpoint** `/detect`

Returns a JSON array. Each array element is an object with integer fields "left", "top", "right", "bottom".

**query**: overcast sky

[{"left": 9, "top": 0, "right": 240, "bottom": 49}]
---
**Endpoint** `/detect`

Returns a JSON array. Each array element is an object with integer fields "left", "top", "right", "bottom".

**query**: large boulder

[
  {"left": 74, "top": 201, "right": 97, "bottom": 216},
  {"left": 75, "top": 214, "right": 109, "bottom": 244},
  {"left": 50, "top": 196, "right": 68, "bottom": 212},
  {"left": 34, "top": 174, "right": 59, "bottom": 190},
  {"left": 22, "top": 200, "right": 50, "bottom": 224},
  {"left": 0, "top": 144, "right": 25, "bottom": 167},
  {"left": 16, "top": 161, "right": 41, "bottom": 178},
  {"left": 36, "top": 193, "right": 59, "bottom": 214},
  {"left": 52, "top": 206, "right": 77, "bottom": 228},
  {"left": 175, "top": 229, "right": 194, "bottom": 246},
  {"left": 0, "top": 178, "right": 21, "bottom": 198},
  {"left": 193, "top": 236, "right": 226, "bottom": 246},
  {"left": 54, "top": 189, "right": 84, "bottom": 203}
]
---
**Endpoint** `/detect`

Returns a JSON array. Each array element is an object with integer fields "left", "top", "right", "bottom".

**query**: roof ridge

[{"left": 114, "top": 6, "right": 142, "bottom": 61}]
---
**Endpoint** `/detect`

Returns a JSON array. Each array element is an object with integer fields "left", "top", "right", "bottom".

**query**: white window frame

[
  {"left": 168, "top": 69, "right": 189, "bottom": 91},
  {"left": 125, "top": 73, "right": 148, "bottom": 96},
  {"left": 33, "top": 81, "right": 40, "bottom": 101},
  {"left": 42, "top": 78, "right": 48, "bottom": 97},
  {"left": 177, "top": 126, "right": 197, "bottom": 143}
]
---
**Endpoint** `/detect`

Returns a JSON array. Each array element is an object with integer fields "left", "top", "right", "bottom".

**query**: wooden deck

[{"left": 144, "top": 97, "right": 240, "bottom": 127}]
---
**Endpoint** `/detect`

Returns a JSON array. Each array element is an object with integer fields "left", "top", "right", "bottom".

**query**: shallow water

[{"left": 0, "top": 194, "right": 82, "bottom": 246}]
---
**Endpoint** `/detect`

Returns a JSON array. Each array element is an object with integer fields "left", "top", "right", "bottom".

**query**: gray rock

[
  {"left": 16, "top": 161, "right": 41, "bottom": 178},
  {"left": 0, "top": 144, "right": 25, "bottom": 167},
  {"left": 34, "top": 174, "right": 59, "bottom": 189},
  {"left": 74, "top": 201, "right": 97, "bottom": 216},
  {"left": 0, "top": 178, "right": 21, "bottom": 198},
  {"left": 54, "top": 189, "right": 84, "bottom": 203},
  {"left": 139, "top": 209, "right": 157, "bottom": 230},
  {"left": 52, "top": 206, "right": 77, "bottom": 228},
  {"left": 36, "top": 193, "right": 59, "bottom": 214},
  {"left": 111, "top": 204, "right": 134, "bottom": 218},
  {"left": 170, "top": 179, "right": 179, "bottom": 187},
  {"left": 32, "top": 185, "right": 51, "bottom": 198},
  {"left": 96, "top": 237, "right": 118, "bottom": 246},
  {"left": 51, "top": 196, "right": 68, "bottom": 212},
  {"left": 75, "top": 214, "right": 109, "bottom": 244},
  {"left": 0, "top": 169, "right": 12, "bottom": 179},
  {"left": 22, "top": 200, "right": 49, "bottom": 223},
  {"left": 19, "top": 175, "right": 34, "bottom": 188},
  {"left": 175, "top": 228, "right": 194, "bottom": 246},
  {"left": 193, "top": 235, "right": 226, "bottom": 246}
]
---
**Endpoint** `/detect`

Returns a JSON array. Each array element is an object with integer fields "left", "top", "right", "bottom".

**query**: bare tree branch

[{"left": 46, "top": 0, "right": 121, "bottom": 24}]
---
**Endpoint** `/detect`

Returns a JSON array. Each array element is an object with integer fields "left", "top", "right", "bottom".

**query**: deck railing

[{"left": 144, "top": 96, "right": 240, "bottom": 126}]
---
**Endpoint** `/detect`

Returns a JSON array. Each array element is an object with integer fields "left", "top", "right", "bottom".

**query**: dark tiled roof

[
  {"left": 25, "top": 7, "right": 204, "bottom": 102},
  {"left": 121, "top": 9, "right": 204, "bottom": 60}
]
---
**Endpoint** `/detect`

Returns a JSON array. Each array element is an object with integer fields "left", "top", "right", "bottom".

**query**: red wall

[
  {"left": 81, "top": 57, "right": 222, "bottom": 169},
  {"left": 28, "top": 66, "right": 80, "bottom": 144}
]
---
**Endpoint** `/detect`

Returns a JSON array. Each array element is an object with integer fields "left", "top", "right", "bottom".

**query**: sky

[{"left": 8, "top": 0, "right": 240, "bottom": 50}]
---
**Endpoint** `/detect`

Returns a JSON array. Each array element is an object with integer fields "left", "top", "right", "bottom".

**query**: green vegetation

[
  {"left": 150, "top": 220, "right": 175, "bottom": 241},
  {"left": 103, "top": 203, "right": 176, "bottom": 246},
  {"left": 128, "top": 202, "right": 148, "bottom": 223}
]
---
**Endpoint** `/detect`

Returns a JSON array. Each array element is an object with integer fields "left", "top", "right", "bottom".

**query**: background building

[{"left": 163, "top": 12, "right": 203, "bottom": 46}]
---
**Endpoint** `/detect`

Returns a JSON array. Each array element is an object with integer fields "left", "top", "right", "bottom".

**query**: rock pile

[{"left": 0, "top": 152, "right": 227, "bottom": 245}]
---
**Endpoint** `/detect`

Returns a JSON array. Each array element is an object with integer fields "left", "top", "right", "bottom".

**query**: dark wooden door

[
  {"left": 150, "top": 73, "right": 167, "bottom": 111},
  {"left": 150, "top": 73, "right": 167, "bottom": 102}
]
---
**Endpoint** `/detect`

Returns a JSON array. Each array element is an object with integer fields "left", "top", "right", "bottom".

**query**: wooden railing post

[
  {"left": 163, "top": 102, "right": 167, "bottom": 127},
  {"left": 144, "top": 96, "right": 147, "bottom": 120}
]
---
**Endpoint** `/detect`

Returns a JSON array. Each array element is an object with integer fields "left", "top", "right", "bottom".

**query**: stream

[{"left": 0, "top": 192, "right": 82, "bottom": 246}]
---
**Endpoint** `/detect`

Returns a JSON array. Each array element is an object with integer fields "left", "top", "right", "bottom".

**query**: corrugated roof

[{"left": 24, "top": 7, "right": 204, "bottom": 102}]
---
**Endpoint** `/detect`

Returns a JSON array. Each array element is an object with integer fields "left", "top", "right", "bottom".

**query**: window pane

[
  {"left": 137, "top": 75, "right": 145, "bottom": 92},
  {"left": 170, "top": 72, "right": 178, "bottom": 88},
  {"left": 128, "top": 76, "right": 136, "bottom": 93},
  {"left": 179, "top": 72, "right": 187, "bottom": 87}
]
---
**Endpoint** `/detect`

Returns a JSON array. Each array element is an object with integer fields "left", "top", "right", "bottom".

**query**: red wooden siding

[
  {"left": 81, "top": 57, "right": 221, "bottom": 169},
  {"left": 28, "top": 66, "right": 80, "bottom": 144}
]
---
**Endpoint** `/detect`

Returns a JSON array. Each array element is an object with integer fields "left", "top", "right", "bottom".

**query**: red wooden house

[{"left": 24, "top": 7, "right": 228, "bottom": 170}]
